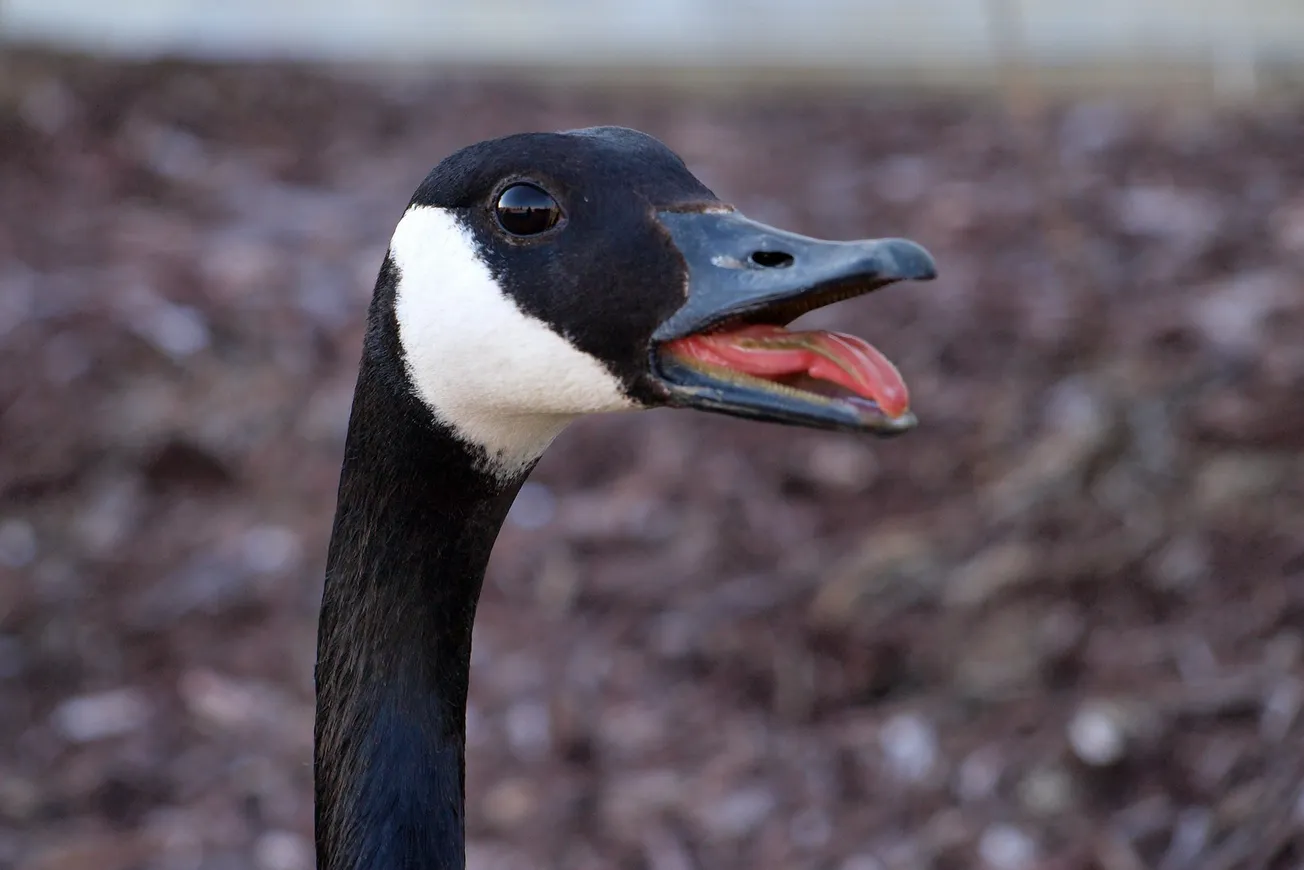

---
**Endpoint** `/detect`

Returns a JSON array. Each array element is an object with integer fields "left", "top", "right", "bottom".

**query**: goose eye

[{"left": 494, "top": 183, "right": 562, "bottom": 237}]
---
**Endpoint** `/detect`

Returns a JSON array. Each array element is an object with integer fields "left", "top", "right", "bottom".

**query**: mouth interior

[{"left": 660, "top": 323, "right": 909, "bottom": 419}]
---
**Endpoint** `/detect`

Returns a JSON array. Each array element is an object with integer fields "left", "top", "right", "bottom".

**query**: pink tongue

[{"left": 664, "top": 324, "right": 910, "bottom": 418}]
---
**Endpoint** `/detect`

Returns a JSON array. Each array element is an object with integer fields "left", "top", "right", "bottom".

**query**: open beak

[{"left": 651, "top": 208, "right": 937, "bottom": 435}]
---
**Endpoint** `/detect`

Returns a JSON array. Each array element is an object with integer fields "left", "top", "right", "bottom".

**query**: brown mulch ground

[{"left": 2, "top": 50, "right": 1302, "bottom": 870}]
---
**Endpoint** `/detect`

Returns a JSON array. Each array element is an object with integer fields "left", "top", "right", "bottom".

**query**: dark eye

[{"left": 494, "top": 183, "right": 562, "bottom": 237}]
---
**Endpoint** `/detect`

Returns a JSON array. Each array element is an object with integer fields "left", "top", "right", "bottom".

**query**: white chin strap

[{"left": 389, "top": 205, "right": 639, "bottom": 478}]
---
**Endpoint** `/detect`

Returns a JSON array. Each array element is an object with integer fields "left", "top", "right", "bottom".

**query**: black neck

[{"left": 315, "top": 325, "right": 525, "bottom": 870}]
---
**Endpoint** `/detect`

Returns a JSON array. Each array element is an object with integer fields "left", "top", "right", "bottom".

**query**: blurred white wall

[{"left": 3, "top": 0, "right": 1302, "bottom": 84}]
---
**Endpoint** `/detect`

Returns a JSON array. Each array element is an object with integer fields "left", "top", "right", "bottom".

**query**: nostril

[{"left": 749, "top": 250, "right": 794, "bottom": 269}]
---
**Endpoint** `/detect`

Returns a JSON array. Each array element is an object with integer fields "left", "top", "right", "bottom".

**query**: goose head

[{"left": 383, "top": 125, "right": 936, "bottom": 478}]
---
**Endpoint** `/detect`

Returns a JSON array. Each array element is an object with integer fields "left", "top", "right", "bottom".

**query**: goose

[{"left": 316, "top": 125, "right": 937, "bottom": 870}]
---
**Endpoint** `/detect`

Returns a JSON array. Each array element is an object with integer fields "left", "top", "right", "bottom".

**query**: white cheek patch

[{"left": 390, "top": 205, "right": 639, "bottom": 478}]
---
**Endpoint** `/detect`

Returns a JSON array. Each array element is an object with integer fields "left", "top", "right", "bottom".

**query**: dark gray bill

[{"left": 650, "top": 208, "right": 937, "bottom": 435}]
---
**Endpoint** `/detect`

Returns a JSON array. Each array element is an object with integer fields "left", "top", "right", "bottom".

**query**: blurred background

[{"left": 2, "top": 2, "right": 1303, "bottom": 868}]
